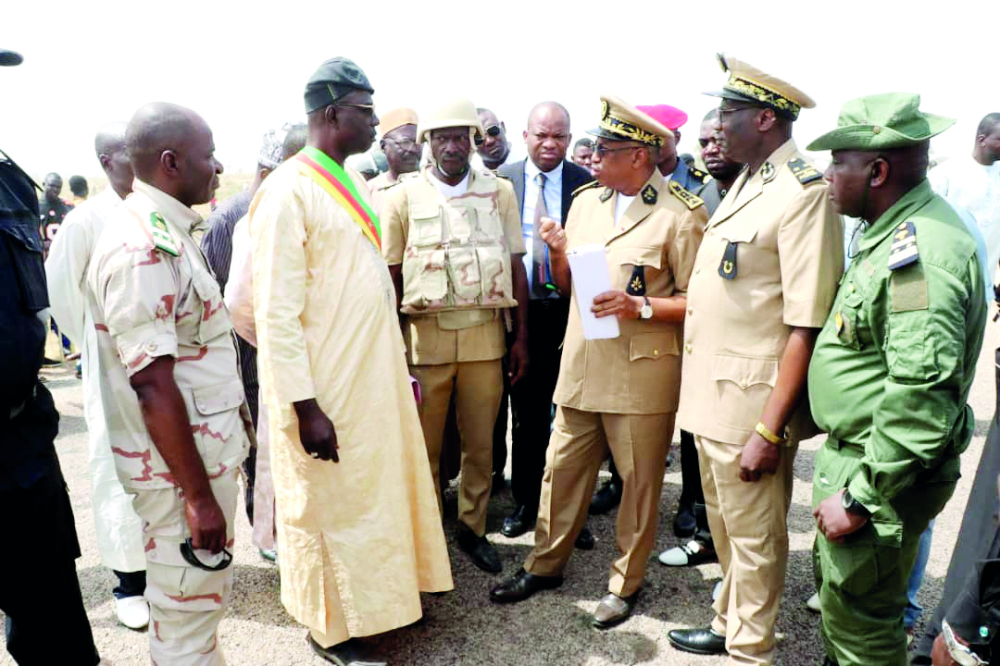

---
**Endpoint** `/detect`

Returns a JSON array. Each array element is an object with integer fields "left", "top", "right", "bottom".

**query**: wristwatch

[
  {"left": 639, "top": 296, "right": 653, "bottom": 320},
  {"left": 841, "top": 489, "right": 871, "bottom": 518}
]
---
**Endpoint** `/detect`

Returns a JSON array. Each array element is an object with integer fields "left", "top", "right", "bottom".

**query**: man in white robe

[
  {"left": 45, "top": 122, "right": 148, "bottom": 630},
  {"left": 251, "top": 57, "right": 452, "bottom": 665}
]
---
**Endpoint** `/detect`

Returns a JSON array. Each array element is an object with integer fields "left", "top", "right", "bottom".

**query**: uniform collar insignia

[
  {"left": 760, "top": 161, "right": 776, "bottom": 183},
  {"left": 641, "top": 184, "right": 657, "bottom": 205},
  {"left": 600, "top": 187, "right": 614, "bottom": 203}
]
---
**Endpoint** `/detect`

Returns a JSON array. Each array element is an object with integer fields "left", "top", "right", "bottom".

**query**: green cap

[
  {"left": 807, "top": 93, "right": 954, "bottom": 152},
  {"left": 303, "top": 57, "right": 373, "bottom": 114}
]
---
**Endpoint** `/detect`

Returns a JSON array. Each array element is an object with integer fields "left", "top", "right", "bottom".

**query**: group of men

[{"left": 3, "top": 40, "right": 1000, "bottom": 666}]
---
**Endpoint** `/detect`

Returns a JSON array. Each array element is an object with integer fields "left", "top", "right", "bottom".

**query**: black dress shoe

[
  {"left": 308, "top": 634, "right": 386, "bottom": 665},
  {"left": 501, "top": 505, "right": 534, "bottom": 538},
  {"left": 673, "top": 502, "right": 697, "bottom": 538},
  {"left": 589, "top": 479, "right": 622, "bottom": 515},
  {"left": 574, "top": 526, "right": 595, "bottom": 550},
  {"left": 456, "top": 527, "right": 502, "bottom": 574},
  {"left": 489, "top": 567, "right": 563, "bottom": 603},
  {"left": 667, "top": 627, "right": 727, "bottom": 655}
]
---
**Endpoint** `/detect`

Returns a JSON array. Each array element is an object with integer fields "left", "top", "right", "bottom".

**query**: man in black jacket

[
  {"left": 496, "top": 101, "right": 595, "bottom": 546},
  {"left": 0, "top": 47, "right": 99, "bottom": 666}
]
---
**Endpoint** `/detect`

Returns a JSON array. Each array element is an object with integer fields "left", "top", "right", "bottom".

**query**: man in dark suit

[{"left": 496, "top": 101, "right": 595, "bottom": 544}]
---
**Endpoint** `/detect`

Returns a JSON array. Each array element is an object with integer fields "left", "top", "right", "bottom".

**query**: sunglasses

[{"left": 483, "top": 125, "right": 502, "bottom": 137}]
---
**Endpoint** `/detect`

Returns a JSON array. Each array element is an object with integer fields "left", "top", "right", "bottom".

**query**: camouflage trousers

[{"left": 131, "top": 468, "right": 240, "bottom": 666}]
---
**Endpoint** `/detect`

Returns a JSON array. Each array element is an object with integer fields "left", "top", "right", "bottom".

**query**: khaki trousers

[
  {"left": 697, "top": 435, "right": 796, "bottom": 666},
  {"left": 131, "top": 468, "right": 240, "bottom": 666},
  {"left": 525, "top": 405, "right": 674, "bottom": 597},
  {"left": 411, "top": 360, "right": 502, "bottom": 536}
]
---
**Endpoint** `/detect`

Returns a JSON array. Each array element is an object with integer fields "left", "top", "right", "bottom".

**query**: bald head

[
  {"left": 95, "top": 121, "right": 127, "bottom": 158},
  {"left": 94, "top": 122, "right": 133, "bottom": 199},
  {"left": 282, "top": 124, "right": 308, "bottom": 161},
  {"left": 125, "top": 102, "right": 222, "bottom": 206},
  {"left": 525, "top": 101, "right": 572, "bottom": 172}
]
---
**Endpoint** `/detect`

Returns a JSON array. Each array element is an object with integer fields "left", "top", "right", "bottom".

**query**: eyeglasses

[
  {"left": 593, "top": 144, "right": 642, "bottom": 157},
  {"left": 383, "top": 137, "right": 419, "bottom": 150},
  {"left": 717, "top": 105, "right": 759, "bottom": 120},
  {"left": 335, "top": 102, "right": 376, "bottom": 116}
]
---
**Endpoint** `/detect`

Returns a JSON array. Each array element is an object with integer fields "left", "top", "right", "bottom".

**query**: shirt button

[
  {"left": 687, "top": 307, "right": 693, "bottom": 315},
  {"left": 695, "top": 267, "right": 701, "bottom": 274},
  {"left": 653, "top": 349, "right": 659, "bottom": 356},
  {"left": 148, "top": 342, "right": 158, "bottom": 352},
  {"left": 848, "top": 284, "right": 855, "bottom": 293},
  {"left": 685, "top": 343, "right": 692, "bottom": 353}
]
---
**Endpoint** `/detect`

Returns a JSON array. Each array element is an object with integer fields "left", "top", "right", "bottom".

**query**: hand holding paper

[{"left": 566, "top": 244, "right": 621, "bottom": 340}]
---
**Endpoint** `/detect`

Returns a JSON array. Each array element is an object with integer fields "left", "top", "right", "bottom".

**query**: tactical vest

[{"left": 399, "top": 169, "right": 517, "bottom": 324}]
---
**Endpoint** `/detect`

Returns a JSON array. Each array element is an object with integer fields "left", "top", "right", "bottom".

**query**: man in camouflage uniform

[
  {"left": 87, "top": 102, "right": 250, "bottom": 665},
  {"left": 382, "top": 98, "right": 528, "bottom": 575}
]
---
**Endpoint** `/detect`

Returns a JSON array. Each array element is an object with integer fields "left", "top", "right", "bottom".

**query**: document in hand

[{"left": 567, "top": 244, "right": 620, "bottom": 340}]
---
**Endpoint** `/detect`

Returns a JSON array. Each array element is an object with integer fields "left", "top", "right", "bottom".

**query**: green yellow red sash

[{"left": 292, "top": 146, "right": 381, "bottom": 250}]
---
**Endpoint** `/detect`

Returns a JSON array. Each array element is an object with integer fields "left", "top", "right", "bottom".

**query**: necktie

[{"left": 531, "top": 173, "right": 549, "bottom": 298}]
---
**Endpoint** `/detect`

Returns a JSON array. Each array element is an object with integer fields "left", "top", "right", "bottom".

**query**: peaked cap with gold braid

[
  {"left": 706, "top": 53, "right": 815, "bottom": 120},
  {"left": 588, "top": 94, "right": 672, "bottom": 147}
]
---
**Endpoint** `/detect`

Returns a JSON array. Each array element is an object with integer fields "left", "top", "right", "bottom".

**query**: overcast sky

[{"left": 3, "top": 0, "right": 993, "bottom": 184}]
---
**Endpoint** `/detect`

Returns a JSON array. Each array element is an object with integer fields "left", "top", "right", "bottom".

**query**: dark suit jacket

[{"left": 498, "top": 158, "right": 594, "bottom": 227}]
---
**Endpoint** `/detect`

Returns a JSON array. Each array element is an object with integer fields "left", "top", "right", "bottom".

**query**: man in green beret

[
  {"left": 808, "top": 92, "right": 988, "bottom": 666},
  {"left": 252, "top": 56, "right": 453, "bottom": 665}
]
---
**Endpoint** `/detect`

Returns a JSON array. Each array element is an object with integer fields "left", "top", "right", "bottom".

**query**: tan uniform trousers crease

[
  {"left": 697, "top": 434, "right": 797, "bottom": 666},
  {"left": 525, "top": 406, "right": 674, "bottom": 597},
  {"left": 410, "top": 359, "right": 503, "bottom": 536}
]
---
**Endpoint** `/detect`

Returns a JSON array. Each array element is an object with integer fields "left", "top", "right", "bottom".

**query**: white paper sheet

[{"left": 567, "top": 244, "right": 620, "bottom": 340}]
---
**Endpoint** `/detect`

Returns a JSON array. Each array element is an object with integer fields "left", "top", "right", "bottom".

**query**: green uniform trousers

[{"left": 813, "top": 440, "right": 956, "bottom": 666}]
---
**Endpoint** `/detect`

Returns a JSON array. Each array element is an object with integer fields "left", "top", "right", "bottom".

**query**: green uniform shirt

[{"left": 809, "top": 180, "right": 987, "bottom": 520}]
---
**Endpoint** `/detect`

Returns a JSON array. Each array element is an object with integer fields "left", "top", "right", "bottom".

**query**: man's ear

[
  {"left": 160, "top": 149, "right": 180, "bottom": 177},
  {"left": 870, "top": 158, "right": 890, "bottom": 188},
  {"left": 757, "top": 108, "right": 778, "bottom": 133},
  {"left": 324, "top": 105, "right": 338, "bottom": 128}
]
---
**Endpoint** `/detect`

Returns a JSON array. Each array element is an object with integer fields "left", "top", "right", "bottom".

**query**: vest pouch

[
  {"left": 410, "top": 204, "right": 445, "bottom": 247},
  {"left": 446, "top": 204, "right": 474, "bottom": 241},
  {"left": 472, "top": 204, "right": 504, "bottom": 239},
  {"left": 402, "top": 248, "right": 448, "bottom": 312},
  {"left": 476, "top": 245, "right": 515, "bottom": 308},
  {"left": 446, "top": 245, "right": 482, "bottom": 306}
]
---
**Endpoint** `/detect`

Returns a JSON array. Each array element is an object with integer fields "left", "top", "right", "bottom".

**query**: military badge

[
  {"left": 626, "top": 265, "right": 646, "bottom": 296},
  {"left": 788, "top": 157, "right": 823, "bottom": 185},
  {"left": 600, "top": 187, "right": 614, "bottom": 203},
  {"left": 887, "top": 221, "right": 919, "bottom": 270},
  {"left": 641, "top": 184, "right": 657, "bottom": 205},
  {"left": 718, "top": 241, "right": 738, "bottom": 280},
  {"left": 149, "top": 211, "right": 179, "bottom": 257},
  {"left": 601, "top": 99, "right": 610, "bottom": 121},
  {"left": 760, "top": 161, "right": 776, "bottom": 183}
]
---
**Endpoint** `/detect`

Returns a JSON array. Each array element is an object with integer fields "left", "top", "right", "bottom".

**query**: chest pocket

[
  {"left": 834, "top": 291, "right": 865, "bottom": 350},
  {"left": 189, "top": 264, "right": 232, "bottom": 345},
  {"left": 410, "top": 204, "right": 445, "bottom": 247},
  {"left": 716, "top": 226, "right": 758, "bottom": 280},
  {"left": 609, "top": 245, "right": 662, "bottom": 292}
]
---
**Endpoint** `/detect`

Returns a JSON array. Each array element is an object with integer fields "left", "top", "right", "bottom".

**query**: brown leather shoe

[
  {"left": 592, "top": 591, "right": 639, "bottom": 628},
  {"left": 489, "top": 567, "right": 562, "bottom": 603}
]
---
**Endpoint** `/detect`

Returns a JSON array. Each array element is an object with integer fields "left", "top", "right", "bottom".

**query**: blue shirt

[{"left": 522, "top": 160, "right": 563, "bottom": 296}]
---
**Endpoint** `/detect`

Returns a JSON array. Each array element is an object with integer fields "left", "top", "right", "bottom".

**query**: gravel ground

[{"left": 3, "top": 320, "right": 997, "bottom": 666}]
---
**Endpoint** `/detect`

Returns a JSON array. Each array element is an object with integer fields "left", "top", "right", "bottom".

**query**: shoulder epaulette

[
  {"left": 689, "top": 166, "right": 710, "bottom": 183},
  {"left": 887, "top": 221, "right": 919, "bottom": 271},
  {"left": 398, "top": 172, "right": 421, "bottom": 182},
  {"left": 572, "top": 180, "right": 601, "bottom": 198},
  {"left": 668, "top": 180, "right": 705, "bottom": 210},
  {"left": 148, "top": 211, "right": 179, "bottom": 257},
  {"left": 787, "top": 157, "right": 823, "bottom": 185}
]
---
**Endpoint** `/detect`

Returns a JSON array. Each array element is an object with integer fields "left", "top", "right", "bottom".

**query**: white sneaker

[
  {"left": 115, "top": 595, "right": 150, "bottom": 630},
  {"left": 806, "top": 592, "right": 821, "bottom": 613},
  {"left": 711, "top": 581, "right": 722, "bottom": 602},
  {"left": 658, "top": 540, "right": 716, "bottom": 567}
]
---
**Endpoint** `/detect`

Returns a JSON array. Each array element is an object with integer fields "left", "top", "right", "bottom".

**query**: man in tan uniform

[
  {"left": 667, "top": 55, "right": 843, "bottom": 665},
  {"left": 489, "top": 94, "right": 706, "bottom": 628},
  {"left": 367, "top": 107, "right": 420, "bottom": 213},
  {"left": 381, "top": 98, "right": 529, "bottom": 574},
  {"left": 87, "top": 102, "right": 251, "bottom": 665}
]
